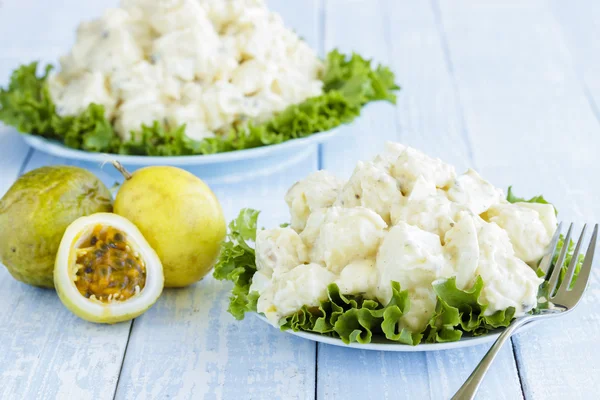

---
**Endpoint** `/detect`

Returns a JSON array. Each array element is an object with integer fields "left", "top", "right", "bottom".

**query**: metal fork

[{"left": 452, "top": 222, "right": 598, "bottom": 400}]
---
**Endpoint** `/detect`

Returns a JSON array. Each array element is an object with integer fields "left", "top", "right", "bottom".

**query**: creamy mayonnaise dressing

[
  {"left": 284, "top": 171, "right": 344, "bottom": 232},
  {"left": 253, "top": 142, "right": 550, "bottom": 331},
  {"left": 48, "top": 0, "right": 324, "bottom": 141}
]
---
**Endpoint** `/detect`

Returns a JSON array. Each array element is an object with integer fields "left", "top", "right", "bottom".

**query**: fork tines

[{"left": 544, "top": 223, "right": 598, "bottom": 306}]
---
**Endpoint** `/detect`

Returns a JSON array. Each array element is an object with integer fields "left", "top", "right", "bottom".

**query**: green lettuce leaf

[
  {"left": 322, "top": 49, "right": 399, "bottom": 105},
  {"left": 555, "top": 234, "right": 584, "bottom": 289},
  {"left": 506, "top": 186, "right": 557, "bottom": 216},
  {"left": 424, "top": 277, "right": 515, "bottom": 342},
  {"left": 0, "top": 63, "right": 56, "bottom": 135},
  {"left": 0, "top": 62, "right": 121, "bottom": 153},
  {"left": 212, "top": 208, "right": 260, "bottom": 319},
  {"left": 282, "top": 276, "right": 516, "bottom": 345},
  {"left": 0, "top": 50, "right": 399, "bottom": 155},
  {"left": 423, "top": 299, "right": 462, "bottom": 343},
  {"left": 282, "top": 281, "right": 421, "bottom": 345},
  {"left": 506, "top": 186, "right": 552, "bottom": 206}
]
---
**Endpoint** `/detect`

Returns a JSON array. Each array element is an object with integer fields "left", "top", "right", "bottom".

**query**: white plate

[
  {"left": 255, "top": 314, "right": 537, "bottom": 352},
  {"left": 22, "top": 128, "right": 341, "bottom": 183},
  {"left": 22, "top": 128, "right": 340, "bottom": 166}
]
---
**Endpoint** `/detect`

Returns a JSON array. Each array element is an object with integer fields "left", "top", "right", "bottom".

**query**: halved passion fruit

[{"left": 54, "top": 213, "right": 164, "bottom": 323}]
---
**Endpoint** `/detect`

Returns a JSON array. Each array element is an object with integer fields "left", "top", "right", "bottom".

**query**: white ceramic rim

[
  {"left": 22, "top": 127, "right": 340, "bottom": 166},
  {"left": 255, "top": 314, "right": 537, "bottom": 352}
]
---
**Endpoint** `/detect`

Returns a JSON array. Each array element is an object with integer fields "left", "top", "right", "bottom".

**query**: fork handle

[{"left": 451, "top": 316, "right": 534, "bottom": 400}]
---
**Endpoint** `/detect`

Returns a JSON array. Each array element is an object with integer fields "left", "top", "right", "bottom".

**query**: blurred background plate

[{"left": 22, "top": 127, "right": 341, "bottom": 184}]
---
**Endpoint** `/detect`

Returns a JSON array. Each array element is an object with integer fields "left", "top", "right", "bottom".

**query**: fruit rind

[
  {"left": 0, "top": 165, "right": 112, "bottom": 288},
  {"left": 113, "top": 166, "right": 226, "bottom": 287},
  {"left": 54, "top": 213, "right": 164, "bottom": 323}
]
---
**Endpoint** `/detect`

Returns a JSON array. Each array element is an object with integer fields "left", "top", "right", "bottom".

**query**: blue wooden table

[{"left": 1, "top": 1, "right": 599, "bottom": 399}]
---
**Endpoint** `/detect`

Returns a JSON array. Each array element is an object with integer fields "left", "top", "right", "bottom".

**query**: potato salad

[
  {"left": 47, "top": 0, "right": 323, "bottom": 141},
  {"left": 249, "top": 142, "right": 555, "bottom": 333}
]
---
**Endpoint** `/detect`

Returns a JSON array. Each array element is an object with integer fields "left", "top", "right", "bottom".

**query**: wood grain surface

[{"left": 0, "top": 0, "right": 598, "bottom": 399}]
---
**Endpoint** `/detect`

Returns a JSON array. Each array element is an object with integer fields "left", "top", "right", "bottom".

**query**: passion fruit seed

[{"left": 74, "top": 225, "right": 146, "bottom": 303}]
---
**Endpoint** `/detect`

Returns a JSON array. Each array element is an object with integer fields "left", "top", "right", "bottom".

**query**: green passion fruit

[
  {"left": 112, "top": 162, "right": 226, "bottom": 287},
  {"left": 55, "top": 213, "right": 163, "bottom": 323},
  {"left": 0, "top": 166, "right": 112, "bottom": 288}
]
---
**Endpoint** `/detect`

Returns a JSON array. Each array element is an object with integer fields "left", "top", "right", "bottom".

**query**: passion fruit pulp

[
  {"left": 74, "top": 225, "right": 147, "bottom": 303},
  {"left": 55, "top": 213, "right": 163, "bottom": 323}
]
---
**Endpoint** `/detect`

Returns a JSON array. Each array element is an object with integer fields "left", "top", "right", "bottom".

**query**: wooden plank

[
  {"left": 437, "top": 1, "right": 600, "bottom": 398},
  {"left": 114, "top": 155, "right": 319, "bottom": 400},
  {"left": 114, "top": 1, "right": 321, "bottom": 398},
  {"left": 387, "top": 0, "right": 472, "bottom": 173},
  {"left": 317, "top": 1, "right": 524, "bottom": 399},
  {"left": 0, "top": 130, "right": 30, "bottom": 196},
  {"left": 319, "top": 345, "right": 520, "bottom": 400},
  {"left": 320, "top": 0, "right": 399, "bottom": 178},
  {"left": 316, "top": 2, "right": 425, "bottom": 396},
  {"left": 1, "top": 0, "right": 319, "bottom": 398},
  {"left": 318, "top": 347, "right": 429, "bottom": 399},
  {"left": 0, "top": 1, "right": 132, "bottom": 398},
  {"left": 317, "top": 1, "right": 521, "bottom": 399},
  {"left": 0, "top": 131, "right": 320, "bottom": 397},
  {"left": 114, "top": 274, "right": 317, "bottom": 400},
  {"left": 0, "top": 151, "right": 133, "bottom": 400},
  {"left": 548, "top": 0, "right": 600, "bottom": 120},
  {"left": 5, "top": 0, "right": 598, "bottom": 398},
  {"left": 0, "top": 0, "right": 117, "bottom": 80},
  {"left": 0, "top": 274, "right": 129, "bottom": 400}
]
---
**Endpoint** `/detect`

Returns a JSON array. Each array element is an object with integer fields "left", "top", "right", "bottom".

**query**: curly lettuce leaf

[
  {"left": 0, "top": 62, "right": 56, "bottom": 134},
  {"left": 117, "top": 122, "right": 198, "bottom": 156},
  {"left": 212, "top": 209, "right": 260, "bottom": 319},
  {"left": 425, "top": 277, "right": 515, "bottom": 342},
  {"left": 0, "top": 62, "right": 120, "bottom": 152},
  {"left": 506, "top": 186, "right": 551, "bottom": 205},
  {"left": 322, "top": 49, "right": 399, "bottom": 105},
  {"left": 0, "top": 50, "right": 399, "bottom": 156},
  {"left": 282, "top": 281, "right": 421, "bottom": 345},
  {"left": 423, "top": 299, "right": 462, "bottom": 343},
  {"left": 281, "top": 276, "right": 515, "bottom": 346}
]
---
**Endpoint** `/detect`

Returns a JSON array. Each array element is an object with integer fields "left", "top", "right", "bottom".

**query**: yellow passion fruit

[
  {"left": 112, "top": 162, "right": 226, "bottom": 287},
  {"left": 55, "top": 213, "right": 163, "bottom": 323}
]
